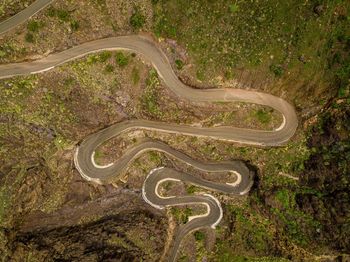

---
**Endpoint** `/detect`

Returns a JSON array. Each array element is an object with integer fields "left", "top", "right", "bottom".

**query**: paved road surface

[
  {"left": 0, "top": 0, "right": 54, "bottom": 35},
  {"left": 0, "top": 3, "right": 297, "bottom": 261}
]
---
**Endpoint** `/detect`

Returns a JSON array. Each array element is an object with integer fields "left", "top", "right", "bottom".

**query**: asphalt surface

[
  {"left": 0, "top": 3, "right": 298, "bottom": 261},
  {"left": 0, "top": 0, "right": 54, "bottom": 35}
]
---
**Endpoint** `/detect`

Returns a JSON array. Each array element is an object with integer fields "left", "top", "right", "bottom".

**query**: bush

[
  {"left": 130, "top": 7, "right": 145, "bottom": 30},
  {"left": 175, "top": 59, "right": 184, "bottom": 70},
  {"left": 27, "top": 21, "right": 43, "bottom": 32},
  {"left": 269, "top": 64, "right": 284, "bottom": 77},
  {"left": 70, "top": 20, "right": 79, "bottom": 31},
  {"left": 194, "top": 231, "right": 205, "bottom": 241},
  {"left": 25, "top": 33, "right": 34, "bottom": 43},
  {"left": 115, "top": 52, "right": 129, "bottom": 67},
  {"left": 56, "top": 9, "right": 70, "bottom": 22},
  {"left": 99, "top": 51, "right": 112, "bottom": 62}
]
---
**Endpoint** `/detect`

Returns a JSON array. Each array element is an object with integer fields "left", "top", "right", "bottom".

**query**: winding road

[{"left": 0, "top": 2, "right": 298, "bottom": 261}]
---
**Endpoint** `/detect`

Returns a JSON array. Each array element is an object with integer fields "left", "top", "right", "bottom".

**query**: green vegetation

[
  {"left": 175, "top": 59, "right": 184, "bottom": 70},
  {"left": 171, "top": 207, "right": 192, "bottom": 224},
  {"left": 25, "top": 20, "right": 45, "bottom": 44},
  {"left": 115, "top": 52, "right": 129, "bottom": 67},
  {"left": 269, "top": 64, "right": 284, "bottom": 77},
  {"left": 83, "top": 51, "right": 112, "bottom": 66},
  {"left": 141, "top": 69, "right": 162, "bottom": 117},
  {"left": 229, "top": 3, "right": 240, "bottom": 13},
  {"left": 275, "top": 189, "right": 292, "bottom": 209},
  {"left": 0, "top": 0, "right": 348, "bottom": 260},
  {"left": 148, "top": 151, "right": 162, "bottom": 165},
  {"left": 194, "top": 231, "right": 205, "bottom": 241},
  {"left": 152, "top": 0, "right": 349, "bottom": 104},
  {"left": 56, "top": 9, "right": 70, "bottom": 22},
  {"left": 47, "top": 7, "right": 79, "bottom": 32},
  {"left": 98, "top": 51, "right": 112, "bottom": 62},
  {"left": 70, "top": 20, "right": 79, "bottom": 31},
  {"left": 185, "top": 184, "right": 199, "bottom": 194},
  {"left": 130, "top": 6, "right": 145, "bottom": 30},
  {"left": 27, "top": 20, "right": 44, "bottom": 33},
  {"left": 107, "top": 235, "right": 132, "bottom": 250},
  {"left": 25, "top": 33, "right": 34, "bottom": 43},
  {"left": 47, "top": 8, "right": 70, "bottom": 22},
  {"left": 210, "top": 205, "right": 279, "bottom": 260},
  {"left": 253, "top": 109, "right": 272, "bottom": 124}
]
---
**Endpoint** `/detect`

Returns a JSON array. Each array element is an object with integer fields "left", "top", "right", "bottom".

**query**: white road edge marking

[
  {"left": 226, "top": 171, "right": 242, "bottom": 187},
  {"left": 203, "top": 194, "right": 223, "bottom": 229},
  {"left": 91, "top": 151, "right": 114, "bottom": 168},
  {"left": 155, "top": 178, "right": 181, "bottom": 199},
  {"left": 187, "top": 202, "right": 210, "bottom": 222},
  {"left": 142, "top": 167, "right": 166, "bottom": 209},
  {"left": 274, "top": 115, "right": 286, "bottom": 131},
  {"left": 141, "top": 167, "right": 223, "bottom": 230},
  {"left": 74, "top": 147, "right": 103, "bottom": 184}
]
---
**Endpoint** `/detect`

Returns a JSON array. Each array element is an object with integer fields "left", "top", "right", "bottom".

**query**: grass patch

[{"left": 253, "top": 109, "right": 272, "bottom": 124}]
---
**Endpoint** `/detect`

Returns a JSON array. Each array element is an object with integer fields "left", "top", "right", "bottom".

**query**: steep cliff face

[
  {"left": 1, "top": 182, "right": 168, "bottom": 261},
  {"left": 9, "top": 211, "right": 167, "bottom": 261},
  {"left": 297, "top": 102, "right": 350, "bottom": 252}
]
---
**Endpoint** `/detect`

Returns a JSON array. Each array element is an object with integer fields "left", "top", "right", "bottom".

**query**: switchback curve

[{"left": 0, "top": 3, "right": 297, "bottom": 261}]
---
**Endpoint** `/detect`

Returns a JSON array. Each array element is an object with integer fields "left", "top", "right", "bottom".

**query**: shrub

[
  {"left": 175, "top": 59, "right": 184, "bottom": 70},
  {"left": 194, "top": 231, "right": 205, "bottom": 241},
  {"left": 70, "top": 20, "right": 79, "bottom": 31},
  {"left": 115, "top": 52, "right": 129, "bottom": 67},
  {"left": 56, "top": 9, "right": 70, "bottom": 22},
  {"left": 27, "top": 21, "right": 43, "bottom": 32},
  {"left": 47, "top": 8, "right": 70, "bottom": 22},
  {"left": 99, "top": 51, "right": 112, "bottom": 62},
  {"left": 269, "top": 64, "right": 284, "bottom": 77},
  {"left": 25, "top": 33, "right": 34, "bottom": 43},
  {"left": 130, "top": 6, "right": 145, "bottom": 30}
]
